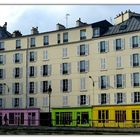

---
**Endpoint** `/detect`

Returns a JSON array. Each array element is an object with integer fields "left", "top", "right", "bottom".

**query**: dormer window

[{"left": 93, "top": 28, "right": 100, "bottom": 37}]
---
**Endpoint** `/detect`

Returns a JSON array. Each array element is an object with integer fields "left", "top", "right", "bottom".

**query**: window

[
  {"left": 29, "top": 66, "right": 37, "bottom": 77},
  {"left": 78, "top": 60, "right": 89, "bottom": 73},
  {"left": 63, "top": 96, "right": 68, "bottom": 106},
  {"left": 98, "top": 110, "right": 109, "bottom": 123},
  {"left": 13, "top": 83, "right": 20, "bottom": 94},
  {"left": 115, "top": 74, "right": 124, "bottom": 88},
  {"left": 100, "top": 58, "right": 106, "bottom": 70},
  {"left": 43, "top": 50, "right": 48, "bottom": 60},
  {"left": 79, "top": 95, "right": 89, "bottom": 105},
  {"left": 0, "top": 84, "right": 4, "bottom": 95},
  {"left": 93, "top": 28, "right": 100, "bottom": 37},
  {"left": 60, "top": 63, "right": 71, "bottom": 75},
  {"left": 0, "top": 69, "right": 4, "bottom": 79},
  {"left": 132, "top": 110, "right": 140, "bottom": 123},
  {"left": 29, "top": 97, "right": 36, "bottom": 107},
  {"left": 134, "top": 92, "right": 140, "bottom": 103},
  {"left": 30, "top": 37, "right": 35, "bottom": 47},
  {"left": 63, "top": 32, "right": 68, "bottom": 43},
  {"left": 0, "top": 42, "right": 4, "bottom": 50},
  {"left": 61, "top": 79, "right": 72, "bottom": 92},
  {"left": 119, "top": 25, "right": 127, "bottom": 30},
  {"left": 13, "top": 98, "right": 20, "bottom": 107},
  {"left": 101, "top": 93, "right": 107, "bottom": 104},
  {"left": 80, "top": 77, "right": 86, "bottom": 91},
  {"left": 132, "top": 36, "right": 138, "bottom": 48},
  {"left": 28, "top": 112, "right": 36, "bottom": 125},
  {"left": 115, "top": 110, "right": 126, "bottom": 122},
  {"left": 62, "top": 48, "right": 68, "bottom": 58},
  {"left": 43, "top": 36, "right": 49, "bottom": 45},
  {"left": 0, "top": 98, "right": 4, "bottom": 108},
  {"left": 30, "top": 51, "right": 37, "bottom": 62},
  {"left": 115, "top": 39, "right": 122, "bottom": 50},
  {"left": 29, "top": 82, "right": 35, "bottom": 93},
  {"left": 14, "top": 67, "right": 21, "bottom": 78},
  {"left": 116, "top": 93, "right": 123, "bottom": 104},
  {"left": 9, "top": 113, "right": 24, "bottom": 125},
  {"left": 80, "top": 29, "right": 86, "bottom": 40},
  {"left": 99, "top": 41, "right": 108, "bottom": 53},
  {"left": 14, "top": 53, "right": 21, "bottom": 63},
  {"left": 42, "top": 81, "right": 48, "bottom": 93},
  {"left": 116, "top": 56, "right": 122, "bottom": 68},
  {"left": 131, "top": 53, "right": 140, "bottom": 67},
  {"left": 16, "top": 39, "right": 21, "bottom": 49},
  {"left": 41, "top": 65, "right": 51, "bottom": 76},
  {"left": 57, "top": 34, "right": 61, "bottom": 44},
  {"left": 43, "top": 97, "right": 48, "bottom": 106},
  {"left": 0, "top": 55, "right": 5, "bottom": 64},
  {"left": 99, "top": 76, "right": 109, "bottom": 89},
  {"left": 77, "top": 44, "right": 89, "bottom": 56},
  {"left": 132, "top": 73, "right": 140, "bottom": 87}
]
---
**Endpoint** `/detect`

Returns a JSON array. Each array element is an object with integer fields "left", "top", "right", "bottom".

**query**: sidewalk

[{"left": 0, "top": 126, "right": 140, "bottom": 135}]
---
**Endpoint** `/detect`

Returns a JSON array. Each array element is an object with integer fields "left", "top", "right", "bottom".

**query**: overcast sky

[{"left": 1, "top": 5, "right": 140, "bottom": 35}]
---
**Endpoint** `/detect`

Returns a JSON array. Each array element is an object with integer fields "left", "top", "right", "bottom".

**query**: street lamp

[
  {"left": 3, "top": 83, "right": 10, "bottom": 93},
  {"left": 48, "top": 85, "right": 52, "bottom": 113},
  {"left": 89, "top": 76, "right": 95, "bottom": 87}
]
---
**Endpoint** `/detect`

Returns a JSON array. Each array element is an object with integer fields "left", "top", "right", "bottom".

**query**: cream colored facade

[{"left": 1, "top": 10, "right": 140, "bottom": 114}]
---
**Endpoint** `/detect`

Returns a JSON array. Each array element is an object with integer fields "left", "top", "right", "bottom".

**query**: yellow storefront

[{"left": 93, "top": 105, "right": 140, "bottom": 128}]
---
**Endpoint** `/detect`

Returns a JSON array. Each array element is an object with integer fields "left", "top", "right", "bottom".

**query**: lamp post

[{"left": 48, "top": 85, "right": 52, "bottom": 113}]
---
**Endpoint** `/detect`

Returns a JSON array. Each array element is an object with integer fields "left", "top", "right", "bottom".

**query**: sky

[{"left": 1, "top": 5, "right": 140, "bottom": 35}]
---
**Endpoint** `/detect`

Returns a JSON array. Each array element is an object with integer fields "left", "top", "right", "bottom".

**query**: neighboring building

[{"left": 1, "top": 10, "right": 140, "bottom": 127}]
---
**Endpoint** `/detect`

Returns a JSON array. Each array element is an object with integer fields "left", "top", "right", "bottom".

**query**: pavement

[{"left": 0, "top": 126, "right": 140, "bottom": 135}]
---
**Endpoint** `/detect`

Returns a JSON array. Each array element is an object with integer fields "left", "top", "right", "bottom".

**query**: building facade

[{"left": 0, "top": 10, "right": 140, "bottom": 127}]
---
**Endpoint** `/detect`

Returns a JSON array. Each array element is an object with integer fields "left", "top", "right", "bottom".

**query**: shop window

[
  {"left": 98, "top": 110, "right": 109, "bottom": 123},
  {"left": 115, "top": 110, "right": 126, "bottom": 122},
  {"left": 132, "top": 110, "right": 140, "bottom": 123}
]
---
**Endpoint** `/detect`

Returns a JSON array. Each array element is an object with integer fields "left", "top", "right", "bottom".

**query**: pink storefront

[{"left": 0, "top": 108, "right": 40, "bottom": 126}]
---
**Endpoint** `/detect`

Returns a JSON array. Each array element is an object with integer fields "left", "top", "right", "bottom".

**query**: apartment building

[{"left": 0, "top": 10, "right": 140, "bottom": 127}]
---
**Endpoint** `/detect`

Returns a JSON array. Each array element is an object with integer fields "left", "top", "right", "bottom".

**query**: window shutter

[
  {"left": 2, "top": 98, "right": 5, "bottom": 108},
  {"left": 80, "top": 78, "right": 86, "bottom": 91},
  {"left": 85, "top": 60, "right": 89, "bottom": 72},
  {"left": 3, "top": 84, "right": 6, "bottom": 94},
  {"left": 85, "top": 44, "right": 89, "bottom": 55},
  {"left": 20, "top": 68, "right": 23, "bottom": 79},
  {"left": 113, "top": 40, "right": 116, "bottom": 51},
  {"left": 123, "top": 74, "right": 126, "bottom": 88},
  {"left": 122, "top": 39, "right": 125, "bottom": 49},
  {"left": 3, "top": 69, "right": 5, "bottom": 79},
  {"left": 114, "top": 93, "right": 117, "bottom": 104},
  {"left": 19, "top": 98, "right": 22, "bottom": 108},
  {"left": 131, "top": 73, "right": 133, "bottom": 87},
  {"left": 12, "top": 83, "right": 15, "bottom": 94},
  {"left": 107, "top": 93, "right": 110, "bottom": 104},
  {"left": 139, "top": 36, "right": 140, "bottom": 47},
  {"left": 77, "top": 62, "right": 80, "bottom": 72},
  {"left": 123, "top": 93, "right": 126, "bottom": 103},
  {"left": 68, "top": 79, "right": 72, "bottom": 92},
  {"left": 63, "top": 96, "right": 68, "bottom": 106},
  {"left": 77, "top": 45, "right": 80, "bottom": 56},
  {"left": 13, "top": 54, "right": 15, "bottom": 63},
  {"left": 20, "top": 53, "right": 23, "bottom": 63},
  {"left": 40, "top": 81, "right": 43, "bottom": 93},
  {"left": 60, "top": 80, "right": 63, "bottom": 92},
  {"left": 12, "top": 98, "right": 14, "bottom": 108},
  {"left": 68, "top": 63, "right": 71, "bottom": 74},
  {"left": 98, "top": 77, "right": 101, "bottom": 89},
  {"left": 131, "top": 92, "right": 134, "bottom": 103},
  {"left": 130, "top": 37, "right": 132, "bottom": 48},
  {"left": 107, "top": 76, "right": 110, "bottom": 88},
  {"left": 34, "top": 66, "right": 37, "bottom": 77},
  {"left": 43, "top": 50, "right": 46, "bottom": 60},
  {"left": 48, "top": 80, "right": 51, "bottom": 87},
  {"left": 98, "top": 42, "right": 100, "bottom": 53},
  {"left": 130, "top": 55, "right": 133, "bottom": 67},
  {"left": 43, "top": 97, "right": 48, "bottom": 106},
  {"left": 3, "top": 55, "right": 6, "bottom": 64},
  {"left": 98, "top": 94, "right": 101, "bottom": 105},
  {"left": 60, "top": 64, "right": 63, "bottom": 75},
  {"left": 105, "top": 41, "right": 109, "bottom": 52},
  {"left": 139, "top": 54, "right": 140, "bottom": 66},
  {"left": 114, "top": 75, "right": 116, "bottom": 88},
  {"left": 35, "top": 52, "right": 37, "bottom": 61},
  {"left": 34, "top": 98, "right": 37, "bottom": 107},
  {"left": 19, "top": 83, "right": 23, "bottom": 94},
  {"left": 13, "top": 68, "right": 15, "bottom": 78},
  {"left": 40, "top": 66, "right": 43, "bottom": 76},
  {"left": 34, "top": 82, "right": 37, "bottom": 94},
  {"left": 86, "top": 95, "right": 90, "bottom": 105},
  {"left": 77, "top": 96, "right": 80, "bottom": 106},
  {"left": 48, "top": 65, "right": 51, "bottom": 76}
]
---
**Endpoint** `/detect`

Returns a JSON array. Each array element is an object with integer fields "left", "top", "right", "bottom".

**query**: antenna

[{"left": 66, "top": 14, "right": 70, "bottom": 28}]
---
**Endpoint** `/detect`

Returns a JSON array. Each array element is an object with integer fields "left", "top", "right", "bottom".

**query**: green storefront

[{"left": 52, "top": 106, "right": 93, "bottom": 127}]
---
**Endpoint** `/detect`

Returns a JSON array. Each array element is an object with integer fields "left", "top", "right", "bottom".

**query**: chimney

[
  {"left": 56, "top": 23, "right": 65, "bottom": 30},
  {"left": 3, "top": 22, "right": 7, "bottom": 30},
  {"left": 31, "top": 27, "right": 39, "bottom": 34},
  {"left": 12, "top": 30, "right": 22, "bottom": 37},
  {"left": 76, "top": 18, "right": 87, "bottom": 27}
]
